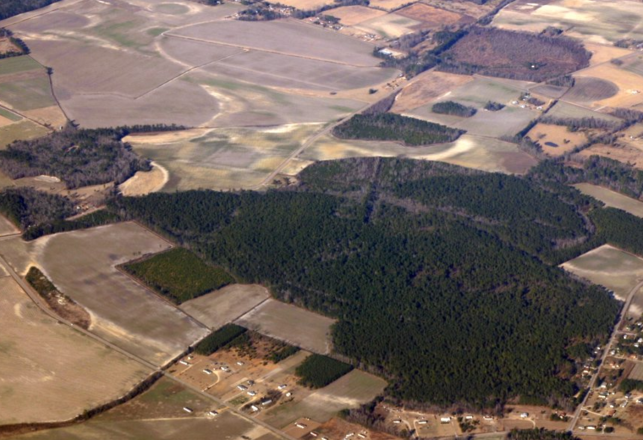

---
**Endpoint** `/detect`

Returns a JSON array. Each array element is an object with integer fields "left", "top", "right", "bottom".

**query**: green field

[
  {"left": 124, "top": 247, "right": 235, "bottom": 304},
  {"left": 0, "top": 76, "right": 56, "bottom": 111},
  {"left": 0, "top": 56, "right": 42, "bottom": 75},
  {"left": 0, "top": 107, "right": 22, "bottom": 122},
  {"left": 0, "top": 120, "right": 49, "bottom": 149}
]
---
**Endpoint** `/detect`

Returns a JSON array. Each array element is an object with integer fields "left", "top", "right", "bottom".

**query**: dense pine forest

[
  {"left": 0, "top": 0, "right": 61, "bottom": 21},
  {"left": 111, "top": 158, "right": 623, "bottom": 408}
]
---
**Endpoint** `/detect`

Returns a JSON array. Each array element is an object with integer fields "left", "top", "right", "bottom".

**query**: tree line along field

[
  {"left": 112, "top": 157, "right": 627, "bottom": 407},
  {"left": 124, "top": 247, "right": 235, "bottom": 304}
]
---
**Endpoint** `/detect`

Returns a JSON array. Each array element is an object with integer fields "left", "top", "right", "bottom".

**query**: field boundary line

[{"left": 163, "top": 33, "right": 379, "bottom": 68}]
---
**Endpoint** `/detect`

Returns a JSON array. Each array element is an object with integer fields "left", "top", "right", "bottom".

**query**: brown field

[
  {"left": 180, "top": 284, "right": 270, "bottom": 330},
  {"left": 527, "top": 123, "right": 587, "bottom": 156},
  {"left": 576, "top": 143, "right": 643, "bottom": 169},
  {"left": 23, "top": 105, "right": 67, "bottom": 128},
  {"left": 391, "top": 71, "right": 474, "bottom": 113},
  {"left": 0, "top": 38, "right": 19, "bottom": 54},
  {"left": 325, "top": 6, "right": 387, "bottom": 26},
  {"left": 0, "top": 222, "right": 210, "bottom": 366},
  {"left": 420, "top": 0, "right": 500, "bottom": 19},
  {"left": 316, "top": 417, "right": 398, "bottom": 440},
  {"left": 563, "top": 77, "right": 619, "bottom": 104},
  {"left": 573, "top": 63, "right": 643, "bottom": 109},
  {"left": 235, "top": 299, "right": 335, "bottom": 354},
  {"left": 0, "top": 272, "right": 151, "bottom": 425},
  {"left": 118, "top": 162, "right": 169, "bottom": 196},
  {"left": 585, "top": 43, "right": 633, "bottom": 66},
  {"left": 396, "top": 3, "right": 472, "bottom": 28}
]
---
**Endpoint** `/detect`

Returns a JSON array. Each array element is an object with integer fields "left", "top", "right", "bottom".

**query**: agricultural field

[
  {"left": 574, "top": 184, "right": 643, "bottom": 219},
  {"left": 545, "top": 101, "right": 622, "bottom": 123},
  {"left": 561, "top": 244, "right": 643, "bottom": 302},
  {"left": 492, "top": 0, "right": 643, "bottom": 45},
  {"left": 11, "top": 376, "right": 281, "bottom": 440},
  {"left": 325, "top": 6, "right": 387, "bottom": 27},
  {"left": 391, "top": 71, "right": 475, "bottom": 114},
  {"left": 628, "top": 362, "right": 643, "bottom": 381},
  {"left": 576, "top": 143, "right": 643, "bottom": 169},
  {"left": 129, "top": 123, "right": 325, "bottom": 191},
  {"left": 0, "top": 269, "right": 151, "bottom": 425},
  {"left": 401, "top": 76, "right": 540, "bottom": 138},
  {"left": 124, "top": 247, "right": 235, "bottom": 304},
  {"left": 262, "top": 370, "right": 387, "bottom": 428},
  {"left": 180, "top": 284, "right": 270, "bottom": 330},
  {"left": 118, "top": 162, "right": 169, "bottom": 196},
  {"left": 0, "top": 212, "right": 17, "bottom": 235},
  {"left": 571, "top": 63, "right": 643, "bottom": 109},
  {"left": 352, "top": 13, "right": 422, "bottom": 39},
  {"left": 396, "top": 3, "right": 473, "bottom": 30},
  {"left": 0, "top": 222, "right": 210, "bottom": 366},
  {"left": 235, "top": 299, "right": 336, "bottom": 354},
  {"left": 301, "top": 133, "right": 537, "bottom": 174},
  {"left": 3, "top": 0, "right": 392, "bottom": 130},
  {"left": 527, "top": 123, "right": 587, "bottom": 156}
]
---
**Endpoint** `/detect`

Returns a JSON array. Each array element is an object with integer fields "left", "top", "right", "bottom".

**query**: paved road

[{"left": 568, "top": 280, "right": 643, "bottom": 431}]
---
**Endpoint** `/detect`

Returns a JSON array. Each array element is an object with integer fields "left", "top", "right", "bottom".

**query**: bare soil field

[
  {"left": 572, "top": 63, "right": 643, "bottom": 109},
  {"left": 325, "top": 6, "right": 387, "bottom": 26},
  {"left": 317, "top": 417, "right": 398, "bottom": 440},
  {"left": 170, "top": 19, "right": 382, "bottom": 67},
  {"left": 23, "top": 105, "right": 67, "bottom": 128},
  {"left": 353, "top": 13, "right": 422, "bottom": 39},
  {"left": 563, "top": 77, "right": 619, "bottom": 104},
  {"left": 200, "top": 49, "right": 398, "bottom": 92},
  {"left": 493, "top": 0, "right": 643, "bottom": 45},
  {"left": 235, "top": 299, "right": 335, "bottom": 355},
  {"left": 396, "top": 3, "right": 471, "bottom": 29},
  {"left": 367, "top": 0, "right": 416, "bottom": 11},
  {"left": 391, "top": 71, "right": 474, "bottom": 113},
  {"left": 0, "top": 272, "right": 151, "bottom": 425},
  {"left": 574, "top": 183, "right": 643, "bottom": 218},
  {"left": 528, "top": 123, "right": 587, "bottom": 156},
  {"left": 561, "top": 244, "right": 643, "bottom": 302},
  {"left": 131, "top": 123, "right": 324, "bottom": 191},
  {"left": 585, "top": 43, "right": 632, "bottom": 67},
  {"left": 118, "top": 162, "right": 169, "bottom": 196},
  {"left": 0, "top": 223, "right": 210, "bottom": 366},
  {"left": 628, "top": 362, "right": 643, "bottom": 381},
  {"left": 421, "top": 0, "right": 501, "bottom": 18},
  {"left": 181, "top": 284, "right": 270, "bottom": 330},
  {"left": 302, "top": 133, "right": 537, "bottom": 174},
  {"left": 263, "top": 370, "right": 386, "bottom": 428}
]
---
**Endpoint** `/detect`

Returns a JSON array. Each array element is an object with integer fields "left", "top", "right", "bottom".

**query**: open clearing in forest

[
  {"left": 527, "top": 123, "right": 587, "bottom": 157},
  {"left": 301, "top": 133, "right": 537, "bottom": 174},
  {"left": 262, "top": 370, "right": 387, "bottom": 428},
  {"left": 561, "top": 244, "right": 643, "bottom": 302},
  {"left": 492, "top": 0, "right": 643, "bottom": 45},
  {"left": 0, "top": 270, "right": 151, "bottom": 425},
  {"left": 0, "top": 222, "right": 209, "bottom": 366},
  {"left": 181, "top": 284, "right": 270, "bottom": 330},
  {"left": 574, "top": 184, "right": 643, "bottom": 218},
  {"left": 235, "top": 299, "right": 336, "bottom": 355},
  {"left": 12, "top": 376, "right": 281, "bottom": 440}
]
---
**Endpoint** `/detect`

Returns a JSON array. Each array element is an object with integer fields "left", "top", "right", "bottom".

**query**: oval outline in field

[{"left": 563, "top": 76, "right": 619, "bottom": 102}]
